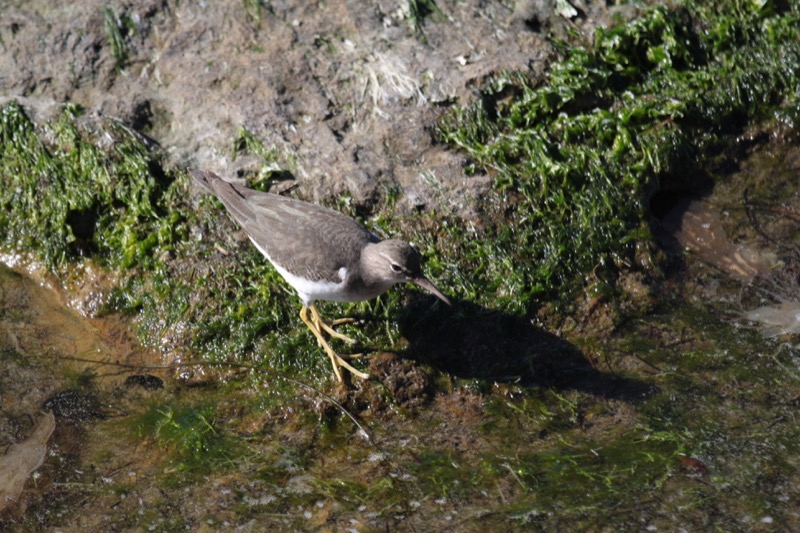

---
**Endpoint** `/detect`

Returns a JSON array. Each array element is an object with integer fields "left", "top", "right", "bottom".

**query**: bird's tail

[{"left": 189, "top": 169, "right": 220, "bottom": 192}]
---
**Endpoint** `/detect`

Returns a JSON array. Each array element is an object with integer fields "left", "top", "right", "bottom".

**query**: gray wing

[{"left": 193, "top": 171, "right": 374, "bottom": 282}]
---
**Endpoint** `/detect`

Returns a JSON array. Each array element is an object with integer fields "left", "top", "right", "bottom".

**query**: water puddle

[
  {"left": 662, "top": 198, "right": 777, "bottom": 281},
  {"left": 1, "top": 139, "right": 800, "bottom": 531},
  {"left": 0, "top": 263, "right": 166, "bottom": 525}
]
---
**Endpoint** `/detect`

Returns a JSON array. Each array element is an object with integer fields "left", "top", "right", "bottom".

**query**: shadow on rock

[{"left": 400, "top": 298, "right": 656, "bottom": 403}]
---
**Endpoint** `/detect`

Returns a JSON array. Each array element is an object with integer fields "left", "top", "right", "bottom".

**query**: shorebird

[{"left": 192, "top": 170, "right": 450, "bottom": 381}]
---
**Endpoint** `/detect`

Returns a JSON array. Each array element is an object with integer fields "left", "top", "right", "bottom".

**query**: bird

[{"left": 191, "top": 170, "right": 451, "bottom": 382}]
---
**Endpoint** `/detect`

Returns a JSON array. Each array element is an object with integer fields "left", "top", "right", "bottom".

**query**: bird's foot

[
  {"left": 338, "top": 352, "right": 365, "bottom": 360},
  {"left": 300, "top": 304, "right": 369, "bottom": 382},
  {"left": 326, "top": 349, "right": 370, "bottom": 381},
  {"left": 319, "top": 320, "right": 357, "bottom": 344},
  {"left": 310, "top": 307, "right": 357, "bottom": 344}
]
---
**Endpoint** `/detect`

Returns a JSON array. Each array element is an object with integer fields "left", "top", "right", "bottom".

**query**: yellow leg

[
  {"left": 318, "top": 317, "right": 357, "bottom": 344},
  {"left": 299, "top": 304, "right": 369, "bottom": 381}
]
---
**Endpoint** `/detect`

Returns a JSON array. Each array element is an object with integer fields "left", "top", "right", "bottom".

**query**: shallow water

[{"left": 2, "top": 141, "right": 800, "bottom": 531}]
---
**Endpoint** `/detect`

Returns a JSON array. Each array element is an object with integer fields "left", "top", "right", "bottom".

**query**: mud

[{"left": 0, "top": 0, "right": 603, "bottom": 216}]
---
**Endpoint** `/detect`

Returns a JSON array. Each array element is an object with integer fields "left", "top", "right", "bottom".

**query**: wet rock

[
  {"left": 42, "top": 389, "right": 106, "bottom": 421},
  {"left": 370, "top": 352, "right": 432, "bottom": 410},
  {"left": 124, "top": 374, "right": 164, "bottom": 391},
  {"left": 661, "top": 199, "right": 776, "bottom": 281}
]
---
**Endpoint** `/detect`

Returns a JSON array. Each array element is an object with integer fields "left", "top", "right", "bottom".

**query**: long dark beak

[{"left": 412, "top": 276, "right": 451, "bottom": 306}]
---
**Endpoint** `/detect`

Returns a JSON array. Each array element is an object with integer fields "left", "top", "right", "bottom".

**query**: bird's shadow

[{"left": 398, "top": 297, "right": 656, "bottom": 403}]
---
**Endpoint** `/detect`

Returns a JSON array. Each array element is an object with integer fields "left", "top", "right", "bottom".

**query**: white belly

[{"left": 250, "top": 237, "right": 350, "bottom": 305}]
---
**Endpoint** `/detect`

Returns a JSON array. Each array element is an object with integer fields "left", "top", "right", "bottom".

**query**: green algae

[
  {"left": 408, "top": 0, "right": 446, "bottom": 41},
  {"left": 133, "top": 401, "right": 239, "bottom": 476},
  {"left": 102, "top": 7, "right": 132, "bottom": 72},
  {"left": 434, "top": 0, "right": 800, "bottom": 314},
  {"left": 0, "top": 101, "right": 186, "bottom": 270}
]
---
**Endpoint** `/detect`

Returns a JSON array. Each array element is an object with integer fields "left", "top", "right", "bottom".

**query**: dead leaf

[{"left": 0, "top": 411, "right": 56, "bottom": 511}]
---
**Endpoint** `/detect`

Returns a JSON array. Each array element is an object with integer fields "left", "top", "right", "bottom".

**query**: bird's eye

[{"left": 390, "top": 263, "right": 403, "bottom": 273}]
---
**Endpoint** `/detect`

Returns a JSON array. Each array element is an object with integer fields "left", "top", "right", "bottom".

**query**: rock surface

[{"left": 0, "top": 0, "right": 617, "bottom": 216}]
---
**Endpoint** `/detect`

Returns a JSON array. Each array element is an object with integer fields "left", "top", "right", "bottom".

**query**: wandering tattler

[{"left": 192, "top": 170, "right": 450, "bottom": 381}]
